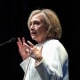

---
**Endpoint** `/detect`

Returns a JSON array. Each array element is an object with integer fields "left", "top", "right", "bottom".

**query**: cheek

[
  {"left": 39, "top": 28, "right": 47, "bottom": 36},
  {"left": 37, "top": 27, "right": 43, "bottom": 33},
  {"left": 36, "top": 25, "right": 47, "bottom": 35}
]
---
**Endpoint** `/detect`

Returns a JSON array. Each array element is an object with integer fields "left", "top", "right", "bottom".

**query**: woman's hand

[
  {"left": 24, "top": 41, "right": 43, "bottom": 61},
  {"left": 17, "top": 37, "right": 30, "bottom": 60}
]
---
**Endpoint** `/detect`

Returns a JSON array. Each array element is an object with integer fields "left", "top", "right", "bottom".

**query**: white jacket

[{"left": 20, "top": 39, "right": 69, "bottom": 80}]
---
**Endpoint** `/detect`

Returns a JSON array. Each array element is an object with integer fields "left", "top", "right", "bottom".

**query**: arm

[
  {"left": 35, "top": 42, "right": 63, "bottom": 80},
  {"left": 17, "top": 37, "right": 31, "bottom": 73},
  {"left": 20, "top": 57, "right": 31, "bottom": 73}
]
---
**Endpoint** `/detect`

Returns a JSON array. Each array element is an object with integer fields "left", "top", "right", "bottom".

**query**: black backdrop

[{"left": 0, "top": 0, "right": 78, "bottom": 80}]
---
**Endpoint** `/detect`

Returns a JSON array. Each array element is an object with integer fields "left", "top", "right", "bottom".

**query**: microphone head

[
  {"left": 0, "top": 37, "right": 16, "bottom": 47},
  {"left": 8, "top": 37, "right": 16, "bottom": 43}
]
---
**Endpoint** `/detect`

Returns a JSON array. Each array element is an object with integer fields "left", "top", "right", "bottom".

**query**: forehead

[{"left": 31, "top": 13, "right": 45, "bottom": 22}]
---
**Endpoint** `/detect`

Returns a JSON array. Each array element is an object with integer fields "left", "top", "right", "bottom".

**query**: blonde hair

[{"left": 27, "top": 9, "right": 62, "bottom": 39}]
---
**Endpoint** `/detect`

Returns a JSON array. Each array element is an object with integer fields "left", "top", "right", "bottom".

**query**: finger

[
  {"left": 40, "top": 46, "right": 43, "bottom": 54},
  {"left": 26, "top": 49, "right": 33, "bottom": 56},
  {"left": 27, "top": 41, "right": 34, "bottom": 47},
  {"left": 17, "top": 37, "right": 22, "bottom": 46},
  {"left": 23, "top": 43, "right": 31, "bottom": 49},
  {"left": 22, "top": 37, "right": 26, "bottom": 44}
]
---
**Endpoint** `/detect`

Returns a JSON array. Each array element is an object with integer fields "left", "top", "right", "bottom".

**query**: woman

[{"left": 17, "top": 8, "right": 69, "bottom": 80}]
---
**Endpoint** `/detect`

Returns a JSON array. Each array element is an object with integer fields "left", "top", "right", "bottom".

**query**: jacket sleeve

[
  {"left": 20, "top": 57, "right": 31, "bottom": 73},
  {"left": 35, "top": 42, "right": 65, "bottom": 80}
]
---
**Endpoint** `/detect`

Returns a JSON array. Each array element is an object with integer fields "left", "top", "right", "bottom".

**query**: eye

[
  {"left": 29, "top": 22, "right": 32, "bottom": 26},
  {"left": 34, "top": 21, "right": 40, "bottom": 25}
]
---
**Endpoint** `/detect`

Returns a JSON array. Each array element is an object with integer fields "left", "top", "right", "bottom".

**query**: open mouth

[{"left": 30, "top": 31, "right": 37, "bottom": 36}]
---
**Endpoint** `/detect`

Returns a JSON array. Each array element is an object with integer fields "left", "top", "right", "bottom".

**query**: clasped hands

[{"left": 17, "top": 37, "right": 43, "bottom": 61}]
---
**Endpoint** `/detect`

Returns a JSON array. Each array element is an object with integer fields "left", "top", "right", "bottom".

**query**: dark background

[{"left": 0, "top": 0, "right": 78, "bottom": 80}]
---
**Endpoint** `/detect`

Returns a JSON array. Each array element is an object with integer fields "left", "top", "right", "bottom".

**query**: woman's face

[{"left": 29, "top": 13, "right": 48, "bottom": 43}]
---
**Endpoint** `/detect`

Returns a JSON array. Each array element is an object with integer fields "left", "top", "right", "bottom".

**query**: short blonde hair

[{"left": 27, "top": 9, "right": 62, "bottom": 39}]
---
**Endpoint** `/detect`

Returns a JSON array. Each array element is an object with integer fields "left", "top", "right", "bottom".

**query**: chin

[
  {"left": 32, "top": 38, "right": 38, "bottom": 42},
  {"left": 31, "top": 36, "right": 37, "bottom": 40},
  {"left": 31, "top": 35, "right": 40, "bottom": 42}
]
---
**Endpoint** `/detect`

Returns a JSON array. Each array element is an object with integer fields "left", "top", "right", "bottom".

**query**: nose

[{"left": 30, "top": 24, "right": 34, "bottom": 30}]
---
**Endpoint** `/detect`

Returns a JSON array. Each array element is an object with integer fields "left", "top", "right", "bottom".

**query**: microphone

[{"left": 0, "top": 38, "right": 16, "bottom": 47}]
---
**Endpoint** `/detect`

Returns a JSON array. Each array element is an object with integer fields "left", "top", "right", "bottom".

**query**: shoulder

[
  {"left": 43, "top": 39, "right": 68, "bottom": 58},
  {"left": 42, "top": 39, "right": 63, "bottom": 53},
  {"left": 44, "top": 39, "right": 62, "bottom": 47}
]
